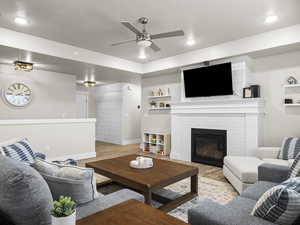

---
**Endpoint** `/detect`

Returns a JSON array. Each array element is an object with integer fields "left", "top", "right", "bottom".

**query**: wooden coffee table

[
  {"left": 77, "top": 199, "right": 189, "bottom": 225},
  {"left": 86, "top": 154, "right": 198, "bottom": 212}
]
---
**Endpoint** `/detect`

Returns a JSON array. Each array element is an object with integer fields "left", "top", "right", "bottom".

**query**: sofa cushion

[
  {"left": 251, "top": 177, "right": 300, "bottom": 225},
  {"left": 188, "top": 198, "right": 275, "bottom": 225},
  {"left": 76, "top": 189, "right": 144, "bottom": 220},
  {"left": 262, "top": 158, "right": 289, "bottom": 167},
  {"left": 224, "top": 156, "right": 263, "bottom": 183},
  {"left": 289, "top": 153, "right": 300, "bottom": 178},
  {"left": 0, "top": 155, "right": 52, "bottom": 225},
  {"left": 241, "top": 181, "right": 277, "bottom": 201},
  {"left": 0, "top": 138, "right": 35, "bottom": 165},
  {"left": 33, "top": 158, "right": 98, "bottom": 205},
  {"left": 278, "top": 137, "right": 300, "bottom": 160}
]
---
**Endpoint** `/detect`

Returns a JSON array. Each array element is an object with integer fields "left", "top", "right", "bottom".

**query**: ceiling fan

[{"left": 111, "top": 17, "right": 184, "bottom": 52}]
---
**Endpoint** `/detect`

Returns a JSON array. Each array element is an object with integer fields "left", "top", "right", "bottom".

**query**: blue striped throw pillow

[
  {"left": 1, "top": 138, "right": 35, "bottom": 164},
  {"left": 251, "top": 177, "right": 300, "bottom": 225},
  {"left": 278, "top": 137, "right": 300, "bottom": 160},
  {"left": 289, "top": 152, "right": 300, "bottom": 178}
]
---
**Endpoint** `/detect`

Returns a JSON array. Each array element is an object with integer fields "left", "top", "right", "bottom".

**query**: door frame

[{"left": 76, "top": 91, "right": 89, "bottom": 118}]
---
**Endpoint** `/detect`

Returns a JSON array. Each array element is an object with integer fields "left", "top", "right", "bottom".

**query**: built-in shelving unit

[
  {"left": 283, "top": 84, "right": 300, "bottom": 88},
  {"left": 283, "top": 83, "right": 300, "bottom": 107},
  {"left": 149, "top": 107, "right": 171, "bottom": 111},
  {"left": 148, "top": 95, "right": 171, "bottom": 99},
  {"left": 142, "top": 132, "right": 171, "bottom": 156}
]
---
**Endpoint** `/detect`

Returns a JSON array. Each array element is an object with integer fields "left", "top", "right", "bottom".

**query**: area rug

[{"left": 98, "top": 175, "right": 237, "bottom": 222}]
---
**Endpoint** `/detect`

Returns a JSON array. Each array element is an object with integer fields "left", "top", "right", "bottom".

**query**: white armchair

[
  {"left": 257, "top": 147, "right": 294, "bottom": 167},
  {"left": 256, "top": 147, "right": 280, "bottom": 159},
  {"left": 224, "top": 146, "right": 293, "bottom": 194}
]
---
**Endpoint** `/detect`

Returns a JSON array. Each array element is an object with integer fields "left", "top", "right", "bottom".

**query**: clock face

[{"left": 4, "top": 83, "right": 32, "bottom": 107}]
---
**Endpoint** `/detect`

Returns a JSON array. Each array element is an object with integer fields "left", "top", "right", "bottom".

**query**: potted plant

[
  {"left": 150, "top": 101, "right": 157, "bottom": 109},
  {"left": 51, "top": 196, "right": 76, "bottom": 225}
]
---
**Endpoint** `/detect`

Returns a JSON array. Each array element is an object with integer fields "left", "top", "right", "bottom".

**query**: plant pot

[{"left": 52, "top": 211, "right": 76, "bottom": 225}]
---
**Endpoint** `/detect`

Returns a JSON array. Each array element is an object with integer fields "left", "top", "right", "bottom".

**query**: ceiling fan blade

[
  {"left": 150, "top": 42, "right": 161, "bottom": 52},
  {"left": 121, "top": 21, "right": 142, "bottom": 35},
  {"left": 151, "top": 30, "right": 184, "bottom": 39},
  {"left": 111, "top": 39, "right": 136, "bottom": 46}
]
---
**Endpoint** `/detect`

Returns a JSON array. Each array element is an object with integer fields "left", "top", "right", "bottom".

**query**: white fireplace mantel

[
  {"left": 170, "top": 98, "right": 265, "bottom": 162},
  {"left": 171, "top": 98, "right": 265, "bottom": 115}
]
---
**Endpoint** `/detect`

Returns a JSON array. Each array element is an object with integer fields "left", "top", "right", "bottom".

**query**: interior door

[{"left": 76, "top": 92, "right": 88, "bottom": 118}]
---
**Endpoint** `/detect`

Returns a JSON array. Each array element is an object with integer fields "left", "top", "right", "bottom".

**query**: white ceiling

[
  {"left": 0, "top": 0, "right": 300, "bottom": 63},
  {"left": 0, "top": 45, "right": 140, "bottom": 83}
]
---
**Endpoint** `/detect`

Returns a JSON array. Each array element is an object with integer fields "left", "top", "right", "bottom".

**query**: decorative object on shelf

[
  {"left": 287, "top": 76, "right": 298, "bottom": 85},
  {"left": 51, "top": 196, "right": 76, "bottom": 225},
  {"left": 250, "top": 85, "right": 260, "bottom": 98},
  {"left": 4, "top": 82, "right": 32, "bottom": 107},
  {"left": 14, "top": 60, "right": 34, "bottom": 72},
  {"left": 159, "top": 102, "right": 165, "bottom": 108},
  {"left": 158, "top": 88, "right": 164, "bottom": 96},
  {"left": 243, "top": 87, "right": 252, "bottom": 98},
  {"left": 150, "top": 100, "right": 157, "bottom": 109},
  {"left": 243, "top": 85, "right": 260, "bottom": 98},
  {"left": 129, "top": 156, "right": 153, "bottom": 169},
  {"left": 284, "top": 98, "right": 293, "bottom": 104},
  {"left": 166, "top": 103, "right": 171, "bottom": 108}
]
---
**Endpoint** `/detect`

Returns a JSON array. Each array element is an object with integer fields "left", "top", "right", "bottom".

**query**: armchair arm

[
  {"left": 258, "top": 163, "right": 290, "bottom": 183},
  {"left": 188, "top": 199, "right": 274, "bottom": 225},
  {"left": 256, "top": 147, "right": 280, "bottom": 159}
]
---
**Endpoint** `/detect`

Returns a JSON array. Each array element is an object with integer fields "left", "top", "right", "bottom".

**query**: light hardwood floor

[{"left": 79, "top": 141, "right": 226, "bottom": 184}]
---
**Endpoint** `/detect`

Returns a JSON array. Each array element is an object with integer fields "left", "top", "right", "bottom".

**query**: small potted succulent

[{"left": 51, "top": 196, "right": 76, "bottom": 225}]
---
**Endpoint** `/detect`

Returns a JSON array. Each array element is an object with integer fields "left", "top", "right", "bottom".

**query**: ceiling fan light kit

[{"left": 112, "top": 17, "right": 185, "bottom": 53}]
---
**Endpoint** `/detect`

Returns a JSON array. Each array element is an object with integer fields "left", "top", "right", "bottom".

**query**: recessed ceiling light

[
  {"left": 265, "top": 15, "right": 278, "bottom": 24},
  {"left": 186, "top": 38, "right": 196, "bottom": 46},
  {"left": 14, "top": 17, "right": 28, "bottom": 26}
]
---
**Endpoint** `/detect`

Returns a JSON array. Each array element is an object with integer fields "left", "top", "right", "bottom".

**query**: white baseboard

[
  {"left": 121, "top": 138, "right": 141, "bottom": 145},
  {"left": 48, "top": 152, "right": 96, "bottom": 161}
]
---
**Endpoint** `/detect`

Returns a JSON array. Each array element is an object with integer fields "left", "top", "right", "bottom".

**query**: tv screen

[{"left": 183, "top": 62, "right": 233, "bottom": 98}]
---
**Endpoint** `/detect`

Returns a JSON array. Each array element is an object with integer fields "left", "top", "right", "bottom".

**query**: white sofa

[{"left": 223, "top": 147, "right": 294, "bottom": 194}]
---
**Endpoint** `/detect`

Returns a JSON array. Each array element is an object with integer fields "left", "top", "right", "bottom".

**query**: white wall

[
  {"left": 95, "top": 82, "right": 141, "bottom": 145},
  {"left": 252, "top": 51, "right": 300, "bottom": 146},
  {"left": 141, "top": 51, "right": 300, "bottom": 147},
  {"left": 121, "top": 83, "right": 141, "bottom": 144},
  {"left": 141, "top": 72, "right": 181, "bottom": 134},
  {"left": 0, "top": 119, "right": 96, "bottom": 160},
  {"left": 0, "top": 64, "right": 76, "bottom": 119}
]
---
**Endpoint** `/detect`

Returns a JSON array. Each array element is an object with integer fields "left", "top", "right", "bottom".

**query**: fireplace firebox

[{"left": 191, "top": 128, "right": 227, "bottom": 167}]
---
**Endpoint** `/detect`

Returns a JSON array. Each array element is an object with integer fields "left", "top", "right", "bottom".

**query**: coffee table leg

[
  {"left": 144, "top": 190, "right": 152, "bottom": 206},
  {"left": 191, "top": 174, "right": 198, "bottom": 194}
]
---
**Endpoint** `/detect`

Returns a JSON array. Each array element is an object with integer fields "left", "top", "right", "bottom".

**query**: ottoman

[{"left": 223, "top": 156, "right": 264, "bottom": 193}]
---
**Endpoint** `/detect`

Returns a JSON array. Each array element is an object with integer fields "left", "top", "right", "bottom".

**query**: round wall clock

[{"left": 4, "top": 83, "right": 32, "bottom": 107}]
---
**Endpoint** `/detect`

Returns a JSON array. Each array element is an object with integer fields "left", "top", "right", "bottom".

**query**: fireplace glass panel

[{"left": 191, "top": 129, "right": 227, "bottom": 167}]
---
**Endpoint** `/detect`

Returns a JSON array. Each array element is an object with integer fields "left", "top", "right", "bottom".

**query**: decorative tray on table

[{"left": 129, "top": 156, "right": 153, "bottom": 169}]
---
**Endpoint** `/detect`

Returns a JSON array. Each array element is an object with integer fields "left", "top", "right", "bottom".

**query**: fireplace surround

[
  {"left": 191, "top": 128, "right": 227, "bottom": 167},
  {"left": 170, "top": 98, "right": 265, "bottom": 162}
]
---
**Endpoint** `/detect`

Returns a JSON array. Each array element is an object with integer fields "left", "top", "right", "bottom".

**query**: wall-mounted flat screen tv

[{"left": 183, "top": 62, "right": 233, "bottom": 98}]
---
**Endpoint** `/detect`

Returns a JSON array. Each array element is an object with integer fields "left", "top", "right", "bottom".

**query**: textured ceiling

[{"left": 0, "top": 0, "right": 300, "bottom": 62}]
